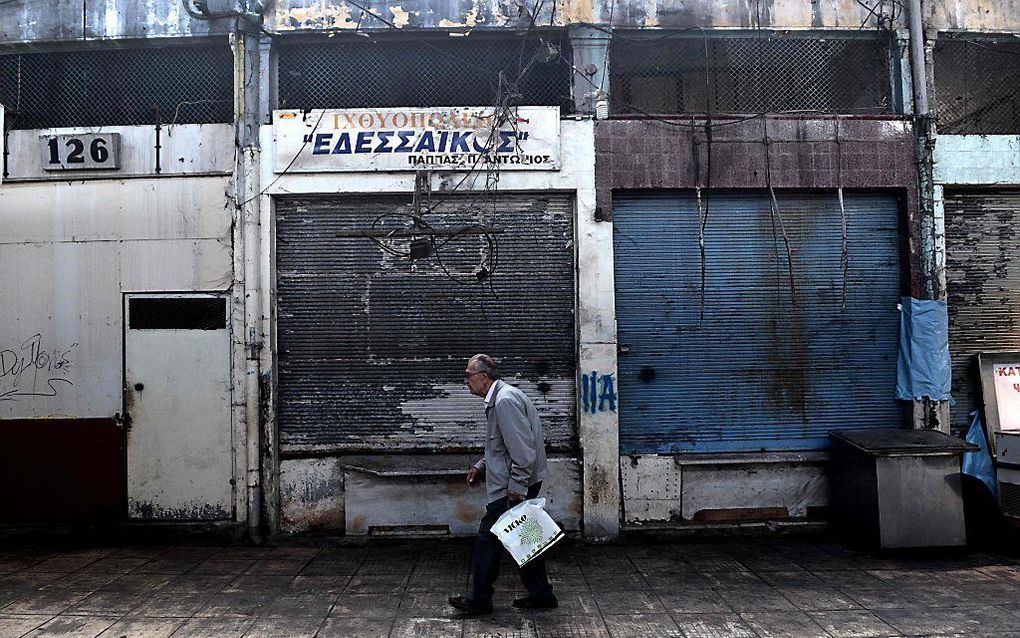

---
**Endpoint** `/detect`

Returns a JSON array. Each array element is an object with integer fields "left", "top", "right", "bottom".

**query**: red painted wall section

[{"left": 0, "top": 419, "right": 124, "bottom": 524}]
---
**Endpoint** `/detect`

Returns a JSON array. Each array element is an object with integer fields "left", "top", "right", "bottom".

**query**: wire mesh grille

[
  {"left": 0, "top": 46, "right": 233, "bottom": 130},
  {"left": 128, "top": 297, "right": 227, "bottom": 330},
  {"left": 610, "top": 35, "right": 893, "bottom": 116},
  {"left": 278, "top": 36, "right": 573, "bottom": 112},
  {"left": 934, "top": 38, "right": 1020, "bottom": 135}
]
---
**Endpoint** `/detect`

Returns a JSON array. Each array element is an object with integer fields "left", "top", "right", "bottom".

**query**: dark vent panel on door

[{"left": 129, "top": 298, "right": 227, "bottom": 330}]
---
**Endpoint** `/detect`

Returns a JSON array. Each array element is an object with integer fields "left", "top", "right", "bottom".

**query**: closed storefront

[
  {"left": 614, "top": 190, "right": 903, "bottom": 453},
  {"left": 275, "top": 193, "right": 577, "bottom": 455},
  {"left": 945, "top": 189, "right": 1020, "bottom": 434}
]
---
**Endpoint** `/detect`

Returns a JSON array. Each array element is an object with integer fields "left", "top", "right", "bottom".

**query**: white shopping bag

[{"left": 490, "top": 497, "right": 565, "bottom": 567}]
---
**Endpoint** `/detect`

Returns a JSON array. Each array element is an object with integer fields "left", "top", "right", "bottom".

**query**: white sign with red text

[
  {"left": 273, "top": 106, "right": 560, "bottom": 173},
  {"left": 993, "top": 364, "right": 1020, "bottom": 431}
]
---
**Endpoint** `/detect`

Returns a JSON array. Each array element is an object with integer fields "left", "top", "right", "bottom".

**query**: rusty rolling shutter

[
  {"left": 945, "top": 189, "right": 1020, "bottom": 435},
  {"left": 614, "top": 190, "right": 903, "bottom": 453},
  {"left": 275, "top": 193, "right": 576, "bottom": 454}
]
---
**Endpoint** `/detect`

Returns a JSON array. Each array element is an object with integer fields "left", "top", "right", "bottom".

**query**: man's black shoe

[
  {"left": 512, "top": 595, "right": 559, "bottom": 610},
  {"left": 448, "top": 595, "right": 493, "bottom": 615}
]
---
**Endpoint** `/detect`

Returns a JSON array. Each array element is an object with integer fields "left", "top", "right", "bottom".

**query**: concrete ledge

[
  {"left": 622, "top": 453, "right": 830, "bottom": 525},
  {"left": 669, "top": 451, "right": 829, "bottom": 465},
  {"left": 345, "top": 456, "right": 582, "bottom": 536},
  {"left": 339, "top": 454, "right": 479, "bottom": 477},
  {"left": 622, "top": 520, "right": 830, "bottom": 541},
  {"left": 281, "top": 454, "right": 583, "bottom": 537}
]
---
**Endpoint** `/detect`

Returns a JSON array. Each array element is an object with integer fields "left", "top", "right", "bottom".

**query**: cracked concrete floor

[{"left": 2, "top": 539, "right": 1020, "bottom": 637}]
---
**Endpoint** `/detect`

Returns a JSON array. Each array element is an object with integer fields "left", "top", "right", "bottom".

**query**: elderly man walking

[{"left": 448, "top": 354, "right": 558, "bottom": 615}]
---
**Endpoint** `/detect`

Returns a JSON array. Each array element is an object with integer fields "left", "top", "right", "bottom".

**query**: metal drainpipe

[
  {"left": 908, "top": 0, "right": 930, "bottom": 118},
  {"left": 237, "top": 25, "right": 263, "bottom": 544},
  {"left": 908, "top": 0, "right": 938, "bottom": 301},
  {"left": 908, "top": 0, "right": 949, "bottom": 431}
]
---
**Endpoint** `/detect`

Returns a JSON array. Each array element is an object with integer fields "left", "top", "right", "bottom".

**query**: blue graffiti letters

[{"left": 581, "top": 371, "right": 617, "bottom": 414}]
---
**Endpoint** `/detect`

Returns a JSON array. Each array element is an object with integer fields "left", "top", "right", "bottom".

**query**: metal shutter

[
  {"left": 945, "top": 189, "right": 1020, "bottom": 435},
  {"left": 276, "top": 193, "right": 576, "bottom": 454},
  {"left": 613, "top": 190, "right": 902, "bottom": 453}
]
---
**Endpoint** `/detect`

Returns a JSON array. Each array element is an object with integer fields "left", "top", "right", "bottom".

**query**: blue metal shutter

[{"left": 614, "top": 191, "right": 902, "bottom": 453}]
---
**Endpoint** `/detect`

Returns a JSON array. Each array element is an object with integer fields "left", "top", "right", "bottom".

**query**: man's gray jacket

[{"left": 473, "top": 380, "right": 548, "bottom": 503}]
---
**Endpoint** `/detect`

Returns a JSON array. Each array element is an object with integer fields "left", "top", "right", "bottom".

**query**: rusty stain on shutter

[
  {"left": 614, "top": 191, "right": 902, "bottom": 453},
  {"left": 275, "top": 193, "right": 576, "bottom": 455},
  {"left": 946, "top": 189, "right": 1020, "bottom": 435}
]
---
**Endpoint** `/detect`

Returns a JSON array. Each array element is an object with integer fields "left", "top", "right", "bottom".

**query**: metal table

[{"left": 829, "top": 429, "right": 977, "bottom": 549}]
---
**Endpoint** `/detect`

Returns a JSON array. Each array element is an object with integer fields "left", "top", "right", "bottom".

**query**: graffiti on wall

[
  {"left": 0, "top": 334, "right": 77, "bottom": 401},
  {"left": 581, "top": 371, "right": 617, "bottom": 414}
]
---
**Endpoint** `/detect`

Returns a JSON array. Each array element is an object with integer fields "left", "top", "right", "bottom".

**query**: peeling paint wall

[
  {"left": 270, "top": 0, "right": 552, "bottom": 32},
  {"left": 280, "top": 457, "right": 346, "bottom": 533},
  {"left": 1, "top": 0, "right": 1017, "bottom": 46},
  {"left": 0, "top": 0, "right": 230, "bottom": 45},
  {"left": 268, "top": 0, "right": 1018, "bottom": 32},
  {"left": 1, "top": 1, "right": 1014, "bottom": 54},
  {"left": 930, "top": 0, "right": 1020, "bottom": 32},
  {"left": 267, "top": 0, "right": 969, "bottom": 31},
  {"left": 934, "top": 135, "right": 1020, "bottom": 186}
]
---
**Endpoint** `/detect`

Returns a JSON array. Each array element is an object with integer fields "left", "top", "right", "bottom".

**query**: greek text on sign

[
  {"left": 273, "top": 107, "right": 560, "bottom": 173},
  {"left": 993, "top": 364, "right": 1020, "bottom": 431}
]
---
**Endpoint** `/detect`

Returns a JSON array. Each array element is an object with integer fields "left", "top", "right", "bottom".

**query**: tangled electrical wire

[
  {"left": 362, "top": 210, "right": 502, "bottom": 290},
  {"left": 330, "top": 10, "right": 555, "bottom": 295}
]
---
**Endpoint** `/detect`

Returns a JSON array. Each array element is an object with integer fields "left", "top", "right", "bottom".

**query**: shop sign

[
  {"left": 273, "top": 106, "right": 560, "bottom": 173},
  {"left": 993, "top": 364, "right": 1020, "bottom": 431}
]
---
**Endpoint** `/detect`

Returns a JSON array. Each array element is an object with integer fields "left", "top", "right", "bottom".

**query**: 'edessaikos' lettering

[{"left": 310, "top": 130, "right": 527, "bottom": 156}]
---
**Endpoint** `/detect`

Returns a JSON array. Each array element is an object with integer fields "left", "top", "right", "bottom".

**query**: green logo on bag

[{"left": 518, "top": 518, "right": 544, "bottom": 546}]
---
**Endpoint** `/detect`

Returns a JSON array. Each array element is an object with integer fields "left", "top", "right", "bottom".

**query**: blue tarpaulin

[
  {"left": 962, "top": 411, "right": 999, "bottom": 501},
  {"left": 896, "top": 297, "right": 952, "bottom": 400}
]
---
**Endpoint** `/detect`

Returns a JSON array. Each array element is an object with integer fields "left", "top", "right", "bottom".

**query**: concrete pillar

[
  {"left": 569, "top": 25, "right": 611, "bottom": 116},
  {"left": 257, "top": 36, "right": 281, "bottom": 535},
  {"left": 234, "top": 27, "right": 264, "bottom": 542},
  {"left": 575, "top": 119, "right": 621, "bottom": 539}
]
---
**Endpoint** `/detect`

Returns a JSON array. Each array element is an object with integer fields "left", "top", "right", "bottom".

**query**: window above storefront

[
  {"left": 934, "top": 36, "right": 1020, "bottom": 135},
  {"left": 0, "top": 43, "right": 233, "bottom": 130},
  {"left": 609, "top": 32, "right": 894, "bottom": 117},
  {"left": 276, "top": 33, "right": 573, "bottom": 113}
]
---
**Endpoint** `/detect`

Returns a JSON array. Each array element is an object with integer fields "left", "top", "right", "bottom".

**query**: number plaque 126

[{"left": 41, "top": 133, "right": 121, "bottom": 171}]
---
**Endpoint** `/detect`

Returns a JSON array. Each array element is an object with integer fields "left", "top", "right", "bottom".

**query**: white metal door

[{"left": 125, "top": 294, "right": 232, "bottom": 520}]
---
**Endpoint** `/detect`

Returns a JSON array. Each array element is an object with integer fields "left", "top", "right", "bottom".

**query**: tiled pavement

[{"left": 2, "top": 539, "right": 1020, "bottom": 637}]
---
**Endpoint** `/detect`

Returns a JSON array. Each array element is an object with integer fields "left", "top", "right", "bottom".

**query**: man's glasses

[{"left": 464, "top": 371, "right": 485, "bottom": 380}]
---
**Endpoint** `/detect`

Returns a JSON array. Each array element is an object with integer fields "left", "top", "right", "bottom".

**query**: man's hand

[
  {"left": 467, "top": 466, "right": 481, "bottom": 487},
  {"left": 507, "top": 490, "right": 525, "bottom": 505}
]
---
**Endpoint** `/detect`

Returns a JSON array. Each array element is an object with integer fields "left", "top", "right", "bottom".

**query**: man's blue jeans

[{"left": 471, "top": 482, "right": 554, "bottom": 604}]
